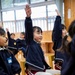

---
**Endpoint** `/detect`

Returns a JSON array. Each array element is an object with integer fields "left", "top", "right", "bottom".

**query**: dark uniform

[
  {"left": 61, "top": 35, "right": 75, "bottom": 75},
  {"left": 52, "top": 16, "right": 70, "bottom": 70},
  {"left": 25, "top": 17, "right": 51, "bottom": 72},
  {"left": 7, "top": 31, "right": 18, "bottom": 55},
  {"left": 16, "top": 38, "right": 26, "bottom": 57},
  {"left": 0, "top": 48, "right": 21, "bottom": 75}
]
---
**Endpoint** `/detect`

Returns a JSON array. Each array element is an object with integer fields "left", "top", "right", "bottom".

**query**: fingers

[
  {"left": 25, "top": 4, "right": 31, "bottom": 17},
  {"left": 55, "top": 9, "right": 61, "bottom": 16},
  {"left": 25, "top": 4, "right": 30, "bottom": 10},
  {"left": 6, "top": 28, "right": 9, "bottom": 32}
]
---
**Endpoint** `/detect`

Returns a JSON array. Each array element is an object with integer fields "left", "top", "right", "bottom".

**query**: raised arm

[
  {"left": 52, "top": 10, "right": 62, "bottom": 50},
  {"left": 25, "top": 4, "right": 33, "bottom": 44},
  {"left": 6, "top": 28, "right": 11, "bottom": 40}
]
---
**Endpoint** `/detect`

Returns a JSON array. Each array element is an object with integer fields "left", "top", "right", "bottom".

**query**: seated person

[
  {"left": 0, "top": 28, "right": 21, "bottom": 75},
  {"left": 6, "top": 28, "right": 18, "bottom": 55}
]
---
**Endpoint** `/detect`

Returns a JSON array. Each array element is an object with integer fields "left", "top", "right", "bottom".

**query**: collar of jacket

[{"left": 0, "top": 47, "right": 5, "bottom": 51}]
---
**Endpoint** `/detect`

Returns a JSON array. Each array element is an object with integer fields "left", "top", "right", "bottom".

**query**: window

[
  {"left": 2, "top": 11, "right": 15, "bottom": 21},
  {"left": 16, "top": 20, "right": 25, "bottom": 32},
  {"left": 31, "top": 6, "right": 46, "bottom": 18},
  {"left": 16, "top": 9, "right": 26, "bottom": 20},
  {"left": 3, "top": 21, "right": 15, "bottom": 33},
  {"left": 31, "top": 0, "right": 45, "bottom": 4},
  {"left": 14, "top": 0, "right": 28, "bottom": 6},
  {"left": 47, "top": 4, "right": 57, "bottom": 30},
  {"left": 31, "top": 6, "right": 47, "bottom": 31},
  {"left": 1, "top": 0, "right": 13, "bottom": 9}
]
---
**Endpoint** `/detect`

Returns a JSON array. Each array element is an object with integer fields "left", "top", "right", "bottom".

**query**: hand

[
  {"left": 55, "top": 9, "right": 61, "bottom": 16},
  {"left": 25, "top": 4, "right": 31, "bottom": 17},
  {"left": 6, "top": 28, "right": 9, "bottom": 32},
  {"left": 55, "top": 63, "right": 61, "bottom": 70}
]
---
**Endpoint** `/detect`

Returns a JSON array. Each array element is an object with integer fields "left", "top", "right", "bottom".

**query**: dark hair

[
  {"left": 0, "top": 28, "right": 5, "bottom": 36},
  {"left": 10, "top": 33, "right": 15, "bottom": 36},
  {"left": 21, "top": 32, "right": 25, "bottom": 35},
  {"left": 58, "top": 35, "right": 70, "bottom": 54},
  {"left": 62, "top": 24, "right": 66, "bottom": 30},
  {"left": 58, "top": 20, "right": 75, "bottom": 55},
  {"left": 68, "top": 20, "right": 75, "bottom": 38},
  {"left": 33, "top": 26, "right": 42, "bottom": 33}
]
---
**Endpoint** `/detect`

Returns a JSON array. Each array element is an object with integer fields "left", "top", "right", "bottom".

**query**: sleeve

[
  {"left": 71, "top": 35, "right": 75, "bottom": 56},
  {"left": 55, "top": 51, "right": 64, "bottom": 63},
  {"left": 0, "top": 67, "right": 8, "bottom": 75},
  {"left": 11, "top": 54, "right": 21, "bottom": 74},
  {"left": 7, "top": 31, "right": 12, "bottom": 44},
  {"left": 25, "top": 17, "right": 33, "bottom": 44},
  {"left": 52, "top": 16, "right": 62, "bottom": 50},
  {"left": 0, "top": 56, "right": 8, "bottom": 75},
  {"left": 16, "top": 39, "right": 20, "bottom": 49},
  {"left": 7, "top": 31, "right": 11, "bottom": 40}
]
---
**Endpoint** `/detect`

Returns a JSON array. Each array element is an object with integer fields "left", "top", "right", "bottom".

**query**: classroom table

[
  {"left": 44, "top": 53, "right": 55, "bottom": 69},
  {"left": 15, "top": 51, "right": 26, "bottom": 75},
  {"left": 41, "top": 41, "right": 54, "bottom": 53}
]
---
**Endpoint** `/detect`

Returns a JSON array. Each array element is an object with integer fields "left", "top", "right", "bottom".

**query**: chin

[{"left": 4, "top": 42, "right": 8, "bottom": 47}]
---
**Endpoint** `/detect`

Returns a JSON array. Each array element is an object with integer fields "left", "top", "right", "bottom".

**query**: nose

[
  {"left": 5, "top": 37, "right": 8, "bottom": 43},
  {"left": 40, "top": 34, "right": 42, "bottom": 39}
]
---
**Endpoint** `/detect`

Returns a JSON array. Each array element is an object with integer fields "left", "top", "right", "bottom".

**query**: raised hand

[
  {"left": 55, "top": 9, "right": 61, "bottom": 16},
  {"left": 25, "top": 4, "right": 31, "bottom": 17},
  {"left": 6, "top": 28, "right": 9, "bottom": 32}
]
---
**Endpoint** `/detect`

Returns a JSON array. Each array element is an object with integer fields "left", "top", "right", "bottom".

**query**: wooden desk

[
  {"left": 15, "top": 51, "right": 26, "bottom": 75},
  {"left": 41, "top": 41, "right": 54, "bottom": 53},
  {"left": 44, "top": 53, "right": 55, "bottom": 69},
  {"left": 20, "top": 59, "right": 26, "bottom": 75}
]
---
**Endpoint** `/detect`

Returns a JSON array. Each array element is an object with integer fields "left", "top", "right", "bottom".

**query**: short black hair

[
  {"left": 62, "top": 24, "right": 66, "bottom": 30},
  {"left": 68, "top": 20, "right": 75, "bottom": 38},
  {"left": 21, "top": 32, "right": 25, "bottom": 35},
  {"left": 10, "top": 33, "right": 15, "bottom": 36},
  {"left": 0, "top": 28, "right": 5, "bottom": 36},
  {"left": 33, "top": 26, "right": 42, "bottom": 33}
]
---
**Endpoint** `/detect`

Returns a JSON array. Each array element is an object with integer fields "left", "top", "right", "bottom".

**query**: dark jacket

[
  {"left": 17, "top": 38, "right": 26, "bottom": 49},
  {"left": 0, "top": 48, "right": 21, "bottom": 75},
  {"left": 52, "top": 16, "right": 70, "bottom": 70},
  {"left": 56, "top": 50, "right": 70, "bottom": 70},
  {"left": 25, "top": 17, "right": 50, "bottom": 71},
  {"left": 7, "top": 31, "right": 18, "bottom": 55},
  {"left": 16, "top": 38, "right": 26, "bottom": 57},
  {"left": 52, "top": 16, "right": 62, "bottom": 51},
  {"left": 61, "top": 35, "right": 75, "bottom": 75}
]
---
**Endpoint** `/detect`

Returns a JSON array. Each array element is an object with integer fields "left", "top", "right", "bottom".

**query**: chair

[
  {"left": 46, "top": 69, "right": 60, "bottom": 75},
  {"left": 35, "top": 72, "right": 52, "bottom": 75}
]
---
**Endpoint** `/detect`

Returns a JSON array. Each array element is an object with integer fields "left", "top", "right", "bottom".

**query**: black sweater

[
  {"left": 0, "top": 48, "right": 21, "bottom": 75},
  {"left": 7, "top": 31, "right": 17, "bottom": 50},
  {"left": 25, "top": 17, "right": 50, "bottom": 71},
  {"left": 52, "top": 16, "right": 62, "bottom": 51}
]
